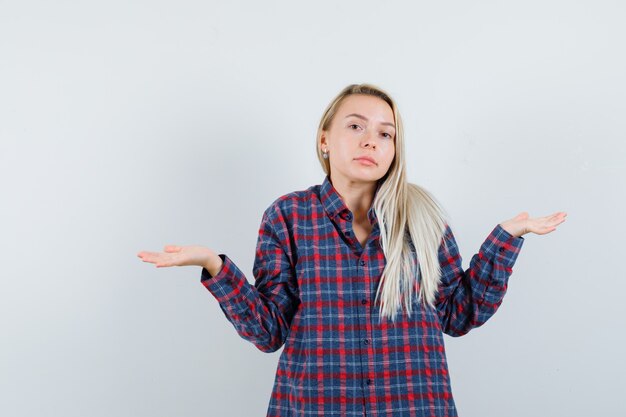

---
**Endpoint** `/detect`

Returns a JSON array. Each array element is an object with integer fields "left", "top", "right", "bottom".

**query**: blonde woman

[{"left": 137, "top": 83, "right": 567, "bottom": 417}]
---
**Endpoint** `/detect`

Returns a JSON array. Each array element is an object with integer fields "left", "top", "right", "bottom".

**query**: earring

[{"left": 322, "top": 148, "right": 328, "bottom": 159}]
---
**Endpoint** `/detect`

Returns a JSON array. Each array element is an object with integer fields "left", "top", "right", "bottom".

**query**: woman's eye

[
  {"left": 349, "top": 124, "right": 360, "bottom": 130},
  {"left": 382, "top": 133, "right": 392, "bottom": 138}
]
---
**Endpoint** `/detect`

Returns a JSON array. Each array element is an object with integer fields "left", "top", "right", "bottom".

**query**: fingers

[
  {"left": 137, "top": 251, "right": 156, "bottom": 259},
  {"left": 534, "top": 212, "right": 567, "bottom": 225},
  {"left": 137, "top": 251, "right": 156, "bottom": 264},
  {"left": 137, "top": 250, "right": 175, "bottom": 267},
  {"left": 548, "top": 212, "right": 567, "bottom": 227},
  {"left": 527, "top": 211, "right": 567, "bottom": 235}
]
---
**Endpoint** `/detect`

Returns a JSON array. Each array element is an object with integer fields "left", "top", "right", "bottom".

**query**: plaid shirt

[{"left": 201, "top": 175, "right": 524, "bottom": 417}]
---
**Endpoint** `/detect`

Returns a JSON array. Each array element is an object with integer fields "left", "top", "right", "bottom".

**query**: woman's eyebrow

[{"left": 344, "top": 113, "right": 396, "bottom": 129}]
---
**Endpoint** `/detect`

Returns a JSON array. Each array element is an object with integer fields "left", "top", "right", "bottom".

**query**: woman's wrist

[{"left": 204, "top": 253, "right": 224, "bottom": 276}]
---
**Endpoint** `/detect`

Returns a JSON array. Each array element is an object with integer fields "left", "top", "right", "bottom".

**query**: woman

[{"left": 137, "top": 83, "right": 567, "bottom": 417}]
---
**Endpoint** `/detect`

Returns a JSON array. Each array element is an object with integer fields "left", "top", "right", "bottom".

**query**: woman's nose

[{"left": 362, "top": 136, "right": 376, "bottom": 149}]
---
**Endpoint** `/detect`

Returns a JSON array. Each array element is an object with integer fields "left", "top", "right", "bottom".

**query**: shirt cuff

[
  {"left": 480, "top": 224, "right": 525, "bottom": 268},
  {"left": 200, "top": 254, "right": 248, "bottom": 305}
]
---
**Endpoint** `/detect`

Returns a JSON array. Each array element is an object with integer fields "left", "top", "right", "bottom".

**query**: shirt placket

[{"left": 339, "top": 210, "right": 377, "bottom": 417}]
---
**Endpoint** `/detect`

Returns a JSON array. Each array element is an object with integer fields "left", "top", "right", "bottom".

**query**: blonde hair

[{"left": 315, "top": 83, "right": 450, "bottom": 323}]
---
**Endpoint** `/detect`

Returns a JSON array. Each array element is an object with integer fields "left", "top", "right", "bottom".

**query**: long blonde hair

[{"left": 316, "top": 83, "right": 450, "bottom": 323}]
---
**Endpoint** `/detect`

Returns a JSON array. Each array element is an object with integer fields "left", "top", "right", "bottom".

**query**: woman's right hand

[{"left": 137, "top": 245, "right": 223, "bottom": 275}]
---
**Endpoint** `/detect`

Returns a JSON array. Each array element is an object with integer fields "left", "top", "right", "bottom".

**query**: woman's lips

[{"left": 355, "top": 157, "right": 376, "bottom": 166}]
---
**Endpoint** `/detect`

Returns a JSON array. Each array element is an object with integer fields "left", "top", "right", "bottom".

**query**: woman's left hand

[{"left": 499, "top": 211, "right": 567, "bottom": 238}]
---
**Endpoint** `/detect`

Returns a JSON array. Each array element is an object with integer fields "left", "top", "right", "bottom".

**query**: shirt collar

[{"left": 320, "top": 174, "right": 381, "bottom": 225}]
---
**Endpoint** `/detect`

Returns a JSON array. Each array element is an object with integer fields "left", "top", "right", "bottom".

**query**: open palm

[
  {"left": 500, "top": 211, "right": 567, "bottom": 238},
  {"left": 137, "top": 245, "right": 213, "bottom": 268}
]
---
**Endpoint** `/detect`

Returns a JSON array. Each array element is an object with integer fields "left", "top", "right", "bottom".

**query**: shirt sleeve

[
  {"left": 434, "top": 223, "right": 524, "bottom": 337},
  {"left": 200, "top": 205, "right": 301, "bottom": 353}
]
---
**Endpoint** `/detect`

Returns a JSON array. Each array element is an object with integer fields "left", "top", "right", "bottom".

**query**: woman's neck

[{"left": 329, "top": 174, "right": 377, "bottom": 221}]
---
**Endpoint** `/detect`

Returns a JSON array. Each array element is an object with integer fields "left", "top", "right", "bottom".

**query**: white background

[{"left": 1, "top": 1, "right": 624, "bottom": 416}]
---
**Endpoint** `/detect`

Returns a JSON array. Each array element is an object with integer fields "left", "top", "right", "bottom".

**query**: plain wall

[{"left": 1, "top": 0, "right": 624, "bottom": 416}]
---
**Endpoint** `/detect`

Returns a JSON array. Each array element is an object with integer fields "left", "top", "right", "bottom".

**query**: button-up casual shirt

[{"left": 201, "top": 175, "right": 524, "bottom": 417}]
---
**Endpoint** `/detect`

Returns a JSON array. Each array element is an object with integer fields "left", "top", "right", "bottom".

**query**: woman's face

[{"left": 321, "top": 94, "right": 396, "bottom": 184}]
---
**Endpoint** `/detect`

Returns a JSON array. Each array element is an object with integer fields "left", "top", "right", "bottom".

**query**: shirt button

[
  {"left": 346, "top": 213, "right": 352, "bottom": 220},
  {"left": 361, "top": 299, "right": 367, "bottom": 304},
  {"left": 366, "top": 379, "right": 373, "bottom": 385},
  {"left": 346, "top": 231, "right": 351, "bottom": 236},
  {"left": 363, "top": 339, "right": 370, "bottom": 345},
  {"left": 499, "top": 247, "right": 505, "bottom": 252},
  {"left": 360, "top": 260, "right": 365, "bottom": 266}
]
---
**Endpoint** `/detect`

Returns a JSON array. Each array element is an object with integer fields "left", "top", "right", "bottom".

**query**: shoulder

[{"left": 262, "top": 183, "right": 320, "bottom": 223}]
